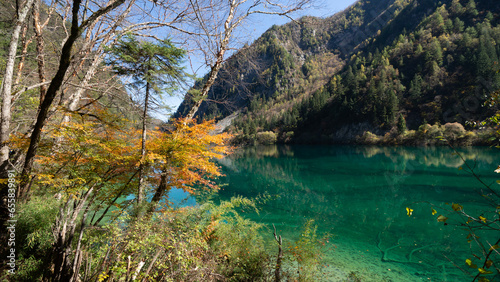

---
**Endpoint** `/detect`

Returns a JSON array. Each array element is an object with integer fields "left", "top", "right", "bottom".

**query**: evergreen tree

[
  {"left": 453, "top": 17, "right": 465, "bottom": 33},
  {"left": 433, "top": 12, "right": 445, "bottom": 34},
  {"left": 450, "top": 0, "right": 464, "bottom": 15},
  {"left": 415, "top": 44, "right": 424, "bottom": 55},
  {"left": 485, "top": 12, "right": 494, "bottom": 22},
  {"left": 397, "top": 113, "right": 407, "bottom": 134},
  {"left": 107, "top": 34, "right": 186, "bottom": 204},
  {"left": 445, "top": 19, "right": 454, "bottom": 33},
  {"left": 425, "top": 39, "right": 443, "bottom": 66},
  {"left": 409, "top": 74, "right": 423, "bottom": 100},
  {"left": 466, "top": 0, "right": 478, "bottom": 16},
  {"left": 386, "top": 90, "right": 398, "bottom": 125}
]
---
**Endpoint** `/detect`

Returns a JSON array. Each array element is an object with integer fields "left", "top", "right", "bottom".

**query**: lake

[{"left": 209, "top": 145, "right": 500, "bottom": 281}]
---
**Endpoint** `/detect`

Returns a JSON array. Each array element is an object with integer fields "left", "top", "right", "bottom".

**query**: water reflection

[{"left": 215, "top": 145, "right": 499, "bottom": 281}]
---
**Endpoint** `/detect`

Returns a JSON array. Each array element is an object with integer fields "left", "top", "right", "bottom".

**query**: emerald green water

[{"left": 213, "top": 145, "right": 500, "bottom": 281}]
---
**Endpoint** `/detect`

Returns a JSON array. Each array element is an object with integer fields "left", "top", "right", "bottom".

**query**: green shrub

[
  {"left": 79, "top": 197, "right": 274, "bottom": 281},
  {"left": 287, "top": 219, "right": 327, "bottom": 282},
  {"left": 256, "top": 131, "right": 277, "bottom": 145},
  {"left": 359, "top": 131, "right": 380, "bottom": 144},
  {"left": 11, "top": 195, "right": 59, "bottom": 281}
]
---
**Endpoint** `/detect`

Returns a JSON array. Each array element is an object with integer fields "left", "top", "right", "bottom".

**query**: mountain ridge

[{"left": 176, "top": 0, "right": 500, "bottom": 145}]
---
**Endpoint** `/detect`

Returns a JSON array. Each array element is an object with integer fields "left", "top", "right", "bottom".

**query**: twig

[{"left": 273, "top": 224, "right": 283, "bottom": 282}]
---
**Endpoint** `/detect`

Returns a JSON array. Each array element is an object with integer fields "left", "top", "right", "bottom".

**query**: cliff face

[{"left": 176, "top": 0, "right": 500, "bottom": 144}]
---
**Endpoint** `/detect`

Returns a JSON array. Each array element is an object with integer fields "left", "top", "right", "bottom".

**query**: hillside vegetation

[{"left": 176, "top": 0, "right": 500, "bottom": 145}]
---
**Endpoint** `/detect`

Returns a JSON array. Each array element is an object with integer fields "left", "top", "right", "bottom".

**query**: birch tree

[
  {"left": 179, "top": 0, "right": 311, "bottom": 119},
  {"left": 0, "top": 0, "right": 36, "bottom": 169}
]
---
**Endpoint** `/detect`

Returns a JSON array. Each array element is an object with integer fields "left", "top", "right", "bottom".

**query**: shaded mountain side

[
  {"left": 289, "top": 0, "right": 500, "bottom": 144},
  {"left": 176, "top": 0, "right": 500, "bottom": 145}
]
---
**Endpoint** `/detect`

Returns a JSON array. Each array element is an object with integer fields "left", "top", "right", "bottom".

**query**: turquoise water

[{"left": 212, "top": 145, "right": 500, "bottom": 281}]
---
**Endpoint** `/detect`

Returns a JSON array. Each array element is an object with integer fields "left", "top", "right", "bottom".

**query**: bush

[
  {"left": 359, "top": 131, "right": 380, "bottom": 144},
  {"left": 76, "top": 197, "right": 277, "bottom": 281},
  {"left": 287, "top": 219, "right": 328, "bottom": 282},
  {"left": 442, "top": 122, "right": 466, "bottom": 140},
  {"left": 256, "top": 131, "right": 277, "bottom": 145},
  {"left": 11, "top": 196, "right": 59, "bottom": 281},
  {"left": 427, "top": 124, "right": 442, "bottom": 137}
]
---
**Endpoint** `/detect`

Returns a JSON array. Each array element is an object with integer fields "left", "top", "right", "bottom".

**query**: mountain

[{"left": 175, "top": 0, "right": 500, "bottom": 145}]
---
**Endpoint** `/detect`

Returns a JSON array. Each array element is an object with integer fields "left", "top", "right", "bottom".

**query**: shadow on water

[{"left": 213, "top": 145, "right": 500, "bottom": 281}]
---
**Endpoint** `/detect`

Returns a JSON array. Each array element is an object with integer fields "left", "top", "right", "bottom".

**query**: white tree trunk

[{"left": 0, "top": 0, "right": 36, "bottom": 165}]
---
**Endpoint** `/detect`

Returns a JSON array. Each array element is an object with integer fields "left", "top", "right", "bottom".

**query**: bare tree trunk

[
  {"left": 184, "top": 0, "right": 308, "bottom": 119},
  {"left": 148, "top": 172, "right": 169, "bottom": 213},
  {"left": 273, "top": 224, "right": 283, "bottom": 282},
  {"left": 185, "top": 0, "right": 235, "bottom": 119},
  {"left": 33, "top": 0, "right": 48, "bottom": 102},
  {"left": 137, "top": 80, "right": 150, "bottom": 204},
  {"left": 52, "top": 186, "right": 95, "bottom": 281},
  {"left": 132, "top": 260, "right": 146, "bottom": 281},
  {"left": 18, "top": 0, "right": 127, "bottom": 200},
  {"left": 0, "top": 0, "right": 36, "bottom": 167},
  {"left": 70, "top": 208, "right": 89, "bottom": 282},
  {"left": 14, "top": 22, "right": 30, "bottom": 86},
  {"left": 185, "top": 54, "right": 225, "bottom": 119},
  {"left": 0, "top": 1, "right": 36, "bottom": 259},
  {"left": 142, "top": 248, "right": 163, "bottom": 281},
  {"left": 19, "top": 0, "right": 85, "bottom": 200}
]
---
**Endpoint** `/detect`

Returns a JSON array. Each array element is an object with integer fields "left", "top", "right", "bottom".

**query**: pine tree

[
  {"left": 107, "top": 34, "right": 186, "bottom": 204},
  {"left": 409, "top": 74, "right": 423, "bottom": 100},
  {"left": 450, "top": 0, "right": 464, "bottom": 15},
  {"left": 466, "top": 0, "right": 478, "bottom": 16},
  {"left": 397, "top": 113, "right": 407, "bottom": 134},
  {"left": 453, "top": 17, "right": 465, "bottom": 33},
  {"left": 386, "top": 90, "right": 398, "bottom": 125},
  {"left": 415, "top": 44, "right": 424, "bottom": 55},
  {"left": 425, "top": 39, "right": 443, "bottom": 66},
  {"left": 485, "top": 12, "right": 494, "bottom": 22}
]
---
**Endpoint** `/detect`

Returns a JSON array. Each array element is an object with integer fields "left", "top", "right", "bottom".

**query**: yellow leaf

[
  {"left": 479, "top": 216, "right": 487, "bottom": 223},
  {"left": 458, "top": 166, "right": 463, "bottom": 170},
  {"left": 478, "top": 278, "right": 490, "bottom": 282},
  {"left": 485, "top": 260, "right": 493, "bottom": 268},
  {"left": 452, "top": 203, "right": 463, "bottom": 211},
  {"left": 466, "top": 258, "right": 478, "bottom": 268},
  {"left": 406, "top": 207, "right": 413, "bottom": 217},
  {"left": 478, "top": 268, "right": 493, "bottom": 275},
  {"left": 489, "top": 245, "right": 499, "bottom": 251},
  {"left": 431, "top": 208, "right": 437, "bottom": 215},
  {"left": 437, "top": 215, "right": 448, "bottom": 223}
]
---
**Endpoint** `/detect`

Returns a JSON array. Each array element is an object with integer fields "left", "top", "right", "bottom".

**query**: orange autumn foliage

[
  {"left": 13, "top": 111, "right": 231, "bottom": 206},
  {"left": 146, "top": 118, "right": 232, "bottom": 194}
]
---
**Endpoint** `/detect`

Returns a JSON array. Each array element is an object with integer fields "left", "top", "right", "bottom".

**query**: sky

[{"left": 162, "top": 0, "right": 358, "bottom": 117}]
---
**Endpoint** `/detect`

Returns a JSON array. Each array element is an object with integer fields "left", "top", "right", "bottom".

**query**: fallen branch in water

[{"left": 377, "top": 232, "right": 436, "bottom": 265}]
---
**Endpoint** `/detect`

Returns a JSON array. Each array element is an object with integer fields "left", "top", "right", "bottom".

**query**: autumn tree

[
  {"left": 16, "top": 0, "right": 129, "bottom": 200},
  {"left": 106, "top": 34, "right": 186, "bottom": 204}
]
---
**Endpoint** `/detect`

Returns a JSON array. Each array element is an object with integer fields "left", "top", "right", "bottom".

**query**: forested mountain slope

[{"left": 176, "top": 0, "right": 500, "bottom": 145}]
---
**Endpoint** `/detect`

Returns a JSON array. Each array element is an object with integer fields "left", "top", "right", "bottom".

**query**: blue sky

[{"left": 163, "top": 0, "right": 358, "bottom": 116}]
